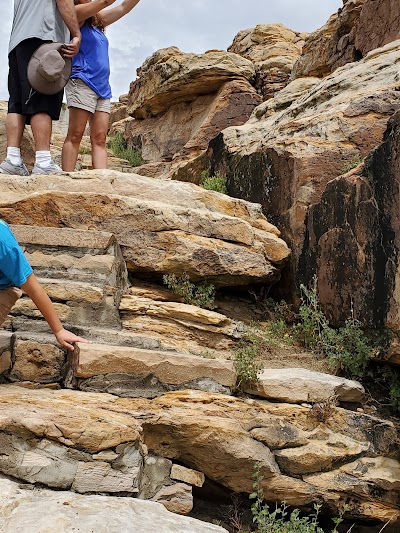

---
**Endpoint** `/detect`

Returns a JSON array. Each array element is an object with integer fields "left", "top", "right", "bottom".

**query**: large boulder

[
  {"left": 127, "top": 48, "right": 256, "bottom": 119},
  {"left": 0, "top": 385, "right": 398, "bottom": 523},
  {"left": 207, "top": 40, "right": 400, "bottom": 305},
  {"left": 0, "top": 170, "right": 290, "bottom": 286},
  {"left": 228, "top": 23, "right": 307, "bottom": 100},
  {"left": 293, "top": 0, "right": 400, "bottom": 79}
]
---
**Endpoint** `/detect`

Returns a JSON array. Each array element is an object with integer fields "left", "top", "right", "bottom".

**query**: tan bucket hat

[{"left": 27, "top": 42, "right": 72, "bottom": 95}]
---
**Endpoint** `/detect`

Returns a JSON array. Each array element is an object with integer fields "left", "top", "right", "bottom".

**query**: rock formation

[
  {"left": 207, "top": 40, "right": 400, "bottom": 321},
  {"left": 228, "top": 23, "right": 307, "bottom": 100}
]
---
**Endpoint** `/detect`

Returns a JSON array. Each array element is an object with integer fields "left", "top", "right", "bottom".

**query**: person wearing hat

[
  {"left": 0, "top": 0, "right": 81, "bottom": 177},
  {"left": 0, "top": 219, "right": 88, "bottom": 350},
  {"left": 61, "top": 0, "right": 141, "bottom": 172}
]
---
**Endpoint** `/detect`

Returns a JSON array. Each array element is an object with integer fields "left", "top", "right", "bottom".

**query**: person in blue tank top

[{"left": 61, "top": 0, "right": 141, "bottom": 171}]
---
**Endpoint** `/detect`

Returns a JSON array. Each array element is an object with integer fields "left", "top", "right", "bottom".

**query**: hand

[
  {"left": 61, "top": 36, "right": 81, "bottom": 58},
  {"left": 55, "top": 328, "right": 90, "bottom": 350}
]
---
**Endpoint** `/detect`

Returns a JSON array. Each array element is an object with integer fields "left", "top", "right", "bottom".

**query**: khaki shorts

[
  {"left": 0, "top": 287, "right": 22, "bottom": 326},
  {"left": 65, "top": 78, "right": 111, "bottom": 114}
]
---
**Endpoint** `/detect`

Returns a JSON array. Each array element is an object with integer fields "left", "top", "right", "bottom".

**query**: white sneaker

[
  {"left": 0, "top": 158, "right": 29, "bottom": 176},
  {"left": 32, "top": 160, "right": 63, "bottom": 175}
]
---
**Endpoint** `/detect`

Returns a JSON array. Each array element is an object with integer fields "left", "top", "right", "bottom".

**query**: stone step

[
  {"left": 65, "top": 342, "right": 236, "bottom": 397},
  {"left": 8, "top": 225, "right": 129, "bottom": 331}
]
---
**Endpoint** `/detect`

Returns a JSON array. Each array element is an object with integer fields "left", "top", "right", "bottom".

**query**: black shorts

[{"left": 8, "top": 38, "right": 63, "bottom": 125}]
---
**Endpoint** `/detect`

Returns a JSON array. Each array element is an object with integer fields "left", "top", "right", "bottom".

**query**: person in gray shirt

[{"left": 0, "top": 0, "right": 81, "bottom": 177}]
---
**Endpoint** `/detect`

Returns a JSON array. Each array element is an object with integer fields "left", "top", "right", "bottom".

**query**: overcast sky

[{"left": 0, "top": 0, "right": 342, "bottom": 101}]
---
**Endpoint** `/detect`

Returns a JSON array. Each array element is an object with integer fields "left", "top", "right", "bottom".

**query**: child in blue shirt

[{"left": 0, "top": 220, "right": 87, "bottom": 350}]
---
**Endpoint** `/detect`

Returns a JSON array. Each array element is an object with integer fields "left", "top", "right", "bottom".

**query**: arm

[
  {"left": 56, "top": 0, "right": 82, "bottom": 57},
  {"left": 75, "top": 0, "right": 117, "bottom": 24},
  {"left": 100, "top": 0, "right": 141, "bottom": 27},
  {"left": 21, "top": 274, "right": 88, "bottom": 350}
]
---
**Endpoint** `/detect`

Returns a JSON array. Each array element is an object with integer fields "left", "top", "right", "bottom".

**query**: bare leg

[
  {"left": 90, "top": 111, "right": 109, "bottom": 169},
  {"left": 30, "top": 113, "right": 52, "bottom": 151},
  {"left": 6, "top": 113, "right": 26, "bottom": 148},
  {"left": 62, "top": 107, "right": 91, "bottom": 171}
]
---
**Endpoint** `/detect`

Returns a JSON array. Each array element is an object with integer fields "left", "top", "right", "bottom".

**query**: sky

[{"left": 0, "top": 0, "right": 342, "bottom": 101}]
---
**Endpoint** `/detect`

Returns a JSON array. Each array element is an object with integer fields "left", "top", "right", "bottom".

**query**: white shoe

[
  {"left": 32, "top": 160, "right": 63, "bottom": 175},
  {"left": 0, "top": 158, "right": 29, "bottom": 176}
]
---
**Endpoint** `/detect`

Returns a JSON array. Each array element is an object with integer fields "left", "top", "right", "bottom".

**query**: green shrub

[
  {"left": 233, "top": 335, "right": 263, "bottom": 390},
  {"left": 340, "top": 154, "right": 363, "bottom": 174},
  {"left": 250, "top": 463, "right": 346, "bottom": 533},
  {"left": 295, "top": 278, "right": 372, "bottom": 378},
  {"left": 78, "top": 145, "right": 91, "bottom": 155},
  {"left": 107, "top": 132, "right": 143, "bottom": 167},
  {"left": 163, "top": 272, "right": 216, "bottom": 310},
  {"left": 200, "top": 170, "right": 228, "bottom": 194}
]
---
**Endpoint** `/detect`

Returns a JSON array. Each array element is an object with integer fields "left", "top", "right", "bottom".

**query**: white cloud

[{"left": 0, "top": 0, "right": 342, "bottom": 101}]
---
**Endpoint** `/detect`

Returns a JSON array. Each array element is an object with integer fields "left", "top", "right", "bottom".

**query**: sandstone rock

[
  {"left": 245, "top": 368, "right": 365, "bottom": 403},
  {"left": 250, "top": 420, "right": 309, "bottom": 449},
  {"left": 127, "top": 48, "right": 255, "bottom": 119},
  {"left": 292, "top": 1, "right": 365, "bottom": 78},
  {"left": 70, "top": 342, "right": 236, "bottom": 389},
  {"left": 0, "top": 171, "right": 289, "bottom": 287},
  {"left": 138, "top": 455, "right": 172, "bottom": 499},
  {"left": 0, "top": 331, "right": 13, "bottom": 375},
  {"left": 228, "top": 24, "right": 305, "bottom": 100},
  {"left": 151, "top": 482, "right": 193, "bottom": 515},
  {"left": 119, "top": 79, "right": 261, "bottom": 164},
  {"left": 9, "top": 338, "right": 65, "bottom": 384},
  {"left": 293, "top": 0, "right": 400, "bottom": 79},
  {"left": 171, "top": 464, "right": 205, "bottom": 487},
  {"left": 0, "top": 386, "right": 397, "bottom": 520},
  {"left": 208, "top": 40, "right": 400, "bottom": 309},
  {"left": 0, "top": 476, "right": 227, "bottom": 533},
  {"left": 275, "top": 433, "right": 369, "bottom": 475}
]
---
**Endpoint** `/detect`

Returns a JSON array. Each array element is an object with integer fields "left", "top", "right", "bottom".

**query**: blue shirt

[
  {"left": 71, "top": 22, "right": 112, "bottom": 99},
  {"left": 0, "top": 220, "right": 33, "bottom": 290}
]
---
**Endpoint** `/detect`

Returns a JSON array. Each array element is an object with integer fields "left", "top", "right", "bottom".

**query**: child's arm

[
  {"left": 21, "top": 273, "right": 88, "bottom": 351},
  {"left": 75, "top": 0, "right": 117, "bottom": 23},
  {"left": 100, "top": 0, "right": 141, "bottom": 27}
]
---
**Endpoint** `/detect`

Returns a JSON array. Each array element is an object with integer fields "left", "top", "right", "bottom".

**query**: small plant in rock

[
  {"left": 340, "top": 154, "right": 363, "bottom": 174},
  {"left": 250, "top": 463, "right": 347, "bottom": 533},
  {"left": 295, "top": 278, "right": 373, "bottom": 378},
  {"left": 307, "top": 395, "right": 338, "bottom": 423},
  {"left": 107, "top": 132, "right": 144, "bottom": 167},
  {"left": 233, "top": 334, "right": 263, "bottom": 391},
  {"left": 200, "top": 170, "right": 228, "bottom": 194},
  {"left": 163, "top": 272, "right": 216, "bottom": 310}
]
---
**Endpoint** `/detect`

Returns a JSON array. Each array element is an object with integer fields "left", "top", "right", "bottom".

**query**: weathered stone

[
  {"left": 292, "top": 1, "right": 365, "bottom": 78},
  {"left": 245, "top": 368, "right": 365, "bottom": 403},
  {"left": 228, "top": 24, "right": 305, "bottom": 100},
  {"left": 0, "top": 172, "right": 288, "bottom": 287},
  {"left": 171, "top": 464, "right": 205, "bottom": 487},
  {"left": 119, "top": 79, "right": 261, "bottom": 164},
  {"left": 0, "top": 331, "right": 13, "bottom": 375},
  {"left": 209, "top": 40, "right": 400, "bottom": 308},
  {"left": 9, "top": 338, "right": 65, "bottom": 384},
  {"left": 138, "top": 455, "right": 172, "bottom": 499},
  {"left": 70, "top": 342, "right": 236, "bottom": 388},
  {"left": 275, "top": 433, "right": 369, "bottom": 475},
  {"left": 152, "top": 482, "right": 193, "bottom": 515},
  {"left": 0, "top": 476, "right": 228, "bottom": 533},
  {"left": 127, "top": 48, "right": 255, "bottom": 119},
  {"left": 0, "top": 386, "right": 397, "bottom": 520},
  {"left": 250, "top": 420, "right": 309, "bottom": 449}
]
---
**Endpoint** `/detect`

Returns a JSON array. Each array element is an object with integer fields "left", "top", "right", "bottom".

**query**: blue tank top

[{"left": 71, "top": 22, "right": 112, "bottom": 99}]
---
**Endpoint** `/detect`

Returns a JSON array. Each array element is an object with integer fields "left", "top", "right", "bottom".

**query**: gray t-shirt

[{"left": 9, "top": 0, "right": 69, "bottom": 54}]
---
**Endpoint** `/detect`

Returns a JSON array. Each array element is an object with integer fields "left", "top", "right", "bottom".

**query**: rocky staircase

[{"left": 1, "top": 225, "right": 237, "bottom": 396}]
